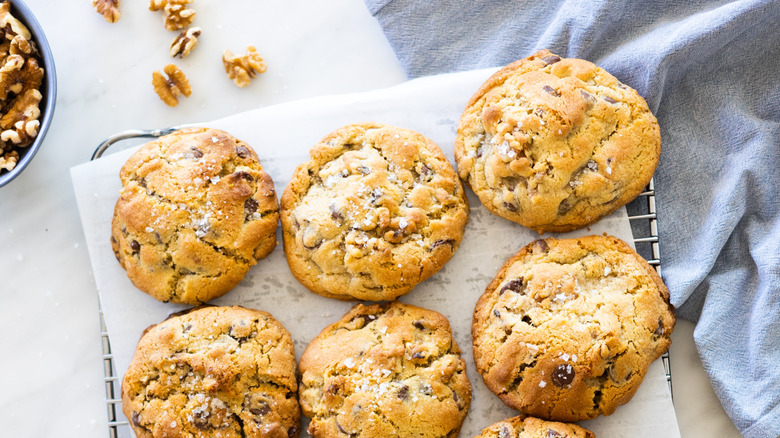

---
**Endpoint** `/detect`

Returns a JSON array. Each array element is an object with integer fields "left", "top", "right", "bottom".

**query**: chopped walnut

[
  {"left": 92, "top": 0, "right": 120, "bottom": 23},
  {"left": 152, "top": 64, "right": 191, "bottom": 107},
  {"left": 222, "top": 46, "right": 267, "bottom": 88},
  {"left": 0, "top": 149, "right": 18, "bottom": 171},
  {"left": 0, "top": 88, "right": 41, "bottom": 146},
  {"left": 0, "top": 55, "right": 42, "bottom": 100},
  {"left": 148, "top": 0, "right": 195, "bottom": 31},
  {"left": 170, "top": 27, "right": 200, "bottom": 58},
  {"left": 0, "top": 2, "right": 30, "bottom": 41}
]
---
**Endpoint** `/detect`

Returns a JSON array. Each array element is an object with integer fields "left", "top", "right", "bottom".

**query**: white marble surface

[{"left": 0, "top": 0, "right": 740, "bottom": 436}]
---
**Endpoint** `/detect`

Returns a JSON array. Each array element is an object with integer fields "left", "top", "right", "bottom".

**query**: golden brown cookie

[
  {"left": 280, "top": 122, "right": 469, "bottom": 301},
  {"left": 475, "top": 415, "right": 594, "bottom": 438},
  {"left": 299, "top": 301, "right": 471, "bottom": 438},
  {"left": 455, "top": 49, "right": 660, "bottom": 233},
  {"left": 472, "top": 235, "right": 674, "bottom": 422},
  {"left": 121, "top": 306, "right": 300, "bottom": 438},
  {"left": 111, "top": 127, "right": 279, "bottom": 304}
]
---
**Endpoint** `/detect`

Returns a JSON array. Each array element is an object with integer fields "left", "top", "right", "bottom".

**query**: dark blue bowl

[{"left": 0, "top": 0, "right": 56, "bottom": 188}]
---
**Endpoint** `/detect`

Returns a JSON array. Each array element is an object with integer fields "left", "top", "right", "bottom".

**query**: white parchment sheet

[{"left": 72, "top": 68, "right": 680, "bottom": 437}]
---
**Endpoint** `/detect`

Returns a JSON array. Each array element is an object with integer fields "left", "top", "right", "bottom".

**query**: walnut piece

[
  {"left": 152, "top": 64, "right": 191, "bottom": 107},
  {"left": 149, "top": 0, "right": 195, "bottom": 31},
  {"left": 222, "top": 46, "right": 267, "bottom": 88},
  {"left": 170, "top": 27, "right": 200, "bottom": 58},
  {"left": 0, "top": 149, "right": 18, "bottom": 171},
  {"left": 0, "top": 2, "right": 30, "bottom": 41},
  {"left": 92, "top": 0, "right": 120, "bottom": 23},
  {"left": 0, "top": 55, "right": 43, "bottom": 100},
  {"left": 0, "top": 88, "right": 41, "bottom": 146}
]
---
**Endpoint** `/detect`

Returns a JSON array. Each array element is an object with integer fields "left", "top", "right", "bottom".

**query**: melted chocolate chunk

[
  {"left": 191, "top": 147, "right": 203, "bottom": 158},
  {"left": 288, "top": 426, "right": 297, "bottom": 438},
  {"left": 499, "top": 278, "right": 524, "bottom": 295},
  {"left": 533, "top": 239, "right": 549, "bottom": 253},
  {"left": 330, "top": 204, "right": 343, "bottom": 221},
  {"left": 503, "top": 201, "right": 518, "bottom": 212},
  {"left": 249, "top": 401, "right": 271, "bottom": 416},
  {"left": 357, "top": 165, "right": 371, "bottom": 175},
  {"left": 493, "top": 309, "right": 501, "bottom": 317},
  {"left": 413, "top": 320, "right": 426, "bottom": 330},
  {"left": 130, "top": 240, "right": 140, "bottom": 254},
  {"left": 586, "top": 160, "right": 598, "bottom": 172},
  {"left": 551, "top": 363, "right": 575, "bottom": 387},
  {"left": 235, "top": 145, "right": 250, "bottom": 158},
  {"left": 245, "top": 198, "right": 258, "bottom": 215},
  {"left": 429, "top": 239, "right": 454, "bottom": 251},
  {"left": 192, "top": 410, "right": 211, "bottom": 429},
  {"left": 131, "top": 411, "right": 141, "bottom": 426},
  {"left": 542, "top": 54, "right": 561, "bottom": 65},
  {"left": 412, "top": 351, "right": 426, "bottom": 359},
  {"left": 542, "top": 85, "right": 560, "bottom": 97},
  {"left": 604, "top": 96, "right": 618, "bottom": 104},
  {"left": 499, "top": 425, "right": 513, "bottom": 438},
  {"left": 397, "top": 385, "right": 409, "bottom": 400},
  {"left": 547, "top": 429, "right": 563, "bottom": 438}
]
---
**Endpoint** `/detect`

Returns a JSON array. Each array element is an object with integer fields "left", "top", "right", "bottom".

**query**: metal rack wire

[{"left": 94, "top": 133, "right": 671, "bottom": 437}]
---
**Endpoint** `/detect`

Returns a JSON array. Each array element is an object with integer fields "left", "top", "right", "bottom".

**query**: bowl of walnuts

[{"left": 0, "top": 0, "right": 56, "bottom": 188}]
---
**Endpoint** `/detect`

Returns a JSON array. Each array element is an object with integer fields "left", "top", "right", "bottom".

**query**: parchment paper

[{"left": 71, "top": 68, "right": 680, "bottom": 438}]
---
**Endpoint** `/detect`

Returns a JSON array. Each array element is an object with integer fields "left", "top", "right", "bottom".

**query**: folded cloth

[{"left": 364, "top": 0, "right": 780, "bottom": 436}]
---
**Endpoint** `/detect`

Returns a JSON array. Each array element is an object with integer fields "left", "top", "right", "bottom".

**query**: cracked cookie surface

[
  {"left": 121, "top": 306, "right": 300, "bottom": 438},
  {"left": 455, "top": 49, "right": 660, "bottom": 233},
  {"left": 475, "top": 414, "right": 594, "bottom": 438},
  {"left": 472, "top": 235, "right": 674, "bottom": 422},
  {"left": 111, "top": 127, "right": 279, "bottom": 304},
  {"left": 299, "top": 301, "right": 471, "bottom": 438},
  {"left": 280, "top": 123, "right": 469, "bottom": 301}
]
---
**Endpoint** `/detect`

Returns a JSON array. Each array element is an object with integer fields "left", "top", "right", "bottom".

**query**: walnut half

[
  {"left": 149, "top": 0, "right": 195, "bottom": 31},
  {"left": 92, "top": 0, "right": 120, "bottom": 23},
  {"left": 222, "top": 46, "right": 267, "bottom": 88},
  {"left": 170, "top": 27, "right": 200, "bottom": 58},
  {"left": 152, "top": 64, "right": 191, "bottom": 107}
]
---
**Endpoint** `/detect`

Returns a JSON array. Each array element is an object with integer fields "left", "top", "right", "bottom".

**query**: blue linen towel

[{"left": 364, "top": 0, "right": 780, "bottom": 436}]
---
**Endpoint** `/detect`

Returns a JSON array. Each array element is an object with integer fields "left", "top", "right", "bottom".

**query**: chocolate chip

[
  {"left": 413, "top": 320, "right": 426, "bottom": 330},
  {"left": 418, "top": 164, "right": 433, "bottom": 181},
  {"left": 604, "top": 96, "right": 618, "bottom": 104},
  {"left": 534, "top": 108, "right": 546, "bottom": 118},
  {"left": 532, "top": 239, "right": 549, "bottom": 253},
  {"left": 130, "top": 240, "right": 140, "bottom": 253},
  {"left": 412, "top": 351, "right": 426, "bottom": 359},
  {"left": 369, "top": 188, "right": 383, "bottom": 206},
  {"left": 542, "top": 85, "right": 560, "bottom": 97},
  {"left": 357, "top": 166, "right": 371, "bottom": 175},
  {"left": 191, "top": 147, "right": 203, "bottom": 158},
  {"left": 245, "top": 198, "right": 258, "bottom": 215},
  {"left": 288, "top": 426, "right": 298, "bottom": 438},
  {"left": 110, "top": 236, "right": 117, "bottom": 245},
  {"left": 183, "top": 323, "right": 192, "bottom": 332},
  {"left": 154, "top": 232, "right": 163, "bottom": 243},
  {"left": 330, "top": 204, "right": 343, "bottom": 221},
  {"left": 542, "top": 54, "right": 561, "bottom": 65},
  {"left": 131, "top": 411, "right": 141, "bottom": 426},
  {"left": 499, "top": 425, "right": 513, "bottom": 438},
  {"left": 429, "top": 239, "right": 454, "bottom": 251},
  {"left": 397, "top": 385, "right": 409, "bottom": 400},
  {"left": 551, "top": 363, "right": 575, "bottom": 387},
  {"left": 235, "top": 145, "right": 250, "bottom": 158},
  {"left": 192, "top": 410, "right": 211, "bottom": 429},
  {"left": 503, "top": 201, "right": 518, "bottom": 212},
  {"left": 586, "top": 160, "right": 598, "bottom": 172},
  {"left": 493, "top": 309, "right": 501, "bottom": 317},
  {"left": 558, "top": 199, "right": 573, "bottom": 215},
  {"left": 499, "top": 278, "right": 524, "bottom": 295},
  {"left": 547, "top": 429, "right": 564, "bottom": 438},
  {"left": 580, "top": 90, "right": 595, "bottom": 104},
  {"left": 654, "top": 317, "right": 665, "bottom": 336},
  {"left": 336, "top": 421, "right": 348, "bottom": 435},
  {"left": 249, "top": 401, "right": 271, "bottom": 416}
]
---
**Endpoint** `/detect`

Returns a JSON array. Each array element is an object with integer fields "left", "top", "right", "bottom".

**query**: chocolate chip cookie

[
  {"left": 455, "top": 49, "right": 660, "bottom": 233},
  {"left": 472, "top": 235, "right": 674, "bottom": 422},
  {"left": 476, "top": 415, "right": 594, "bottom": 438},
  {"left": 299, "top": 301, "right": 471, "bottom": 438},
  {"left": 280, "top": 122, "right": 469, "bottom": 301},
  {"left": 122, "top": 306, "right": 300, "bottom": 438},
  {"left": 111, "top": 127, "right": 279, "bottom": 304}
]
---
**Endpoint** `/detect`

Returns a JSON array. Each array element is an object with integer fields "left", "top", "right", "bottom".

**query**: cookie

[
  {"left": 472, "top": 235, "right": 674, "bottom": 422},
  {"left": 121, "top": 305, "right": 300, "bottom": 438},
  {"left": 475, "top": 415, "right": 594, "bottom": 438},
  {"left": 299, "top": 301, "right": 471, "bottom": 438},
  {"left": 280, "top": 122, "right": 469, "bottom": 301},
  {"left": 455, "top": 49, "right": 660, "bottom": 233},
  {"left": 111, "top": 127, "right": 279, "bottom": 304}
]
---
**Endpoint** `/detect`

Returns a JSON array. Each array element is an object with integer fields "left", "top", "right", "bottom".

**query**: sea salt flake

[
  {"left": 145, "top": 227, "right": 154, "bottom": 233},
  {"left": 561, "top": 353, "right": 570, "bottom": 361},
  {"left": 539, "top": 381, "right": 547, "bottom": 388},
  {"left": 211, "top": 137, "right": 218, "bottom": 143}
]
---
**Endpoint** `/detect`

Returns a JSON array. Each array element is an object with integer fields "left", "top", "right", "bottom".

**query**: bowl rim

[{"left": 0, "top": 0, "right": 57, "bottom": 188}]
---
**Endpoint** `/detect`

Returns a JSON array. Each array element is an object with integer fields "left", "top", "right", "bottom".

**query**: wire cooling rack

[{"left": 93, "top": 132, "right": 671, "bottom": 438}]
